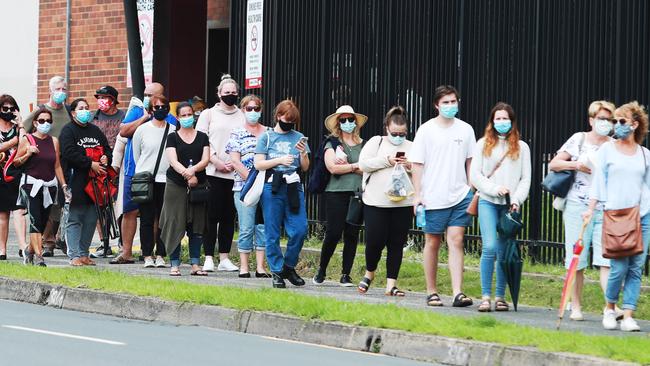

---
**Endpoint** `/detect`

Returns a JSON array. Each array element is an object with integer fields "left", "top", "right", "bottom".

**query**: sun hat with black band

[
  {"left": 94, "top": 85, "right": 119, "bottom": 104},
  {"left": 324, "top": 105, "right": 368, "bottom": 133}
]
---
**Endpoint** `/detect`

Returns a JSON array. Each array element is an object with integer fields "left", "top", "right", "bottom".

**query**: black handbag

[
  {"left": 131, "top": 123, "right": 170, "bottom": 204},
  {"left": 541, "top": 132, "right": 585, "bottom": 198},
  {"left": 345, "top": 190, "right": 364, "bottom": 226},
  {"left": 188, "top": 181, "right": 210, "bottom": 204}
]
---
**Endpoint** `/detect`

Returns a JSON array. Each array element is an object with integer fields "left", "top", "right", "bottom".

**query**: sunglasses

[
  {"left": 338, "top": 117, "right": 356, "bottom": 124},
  {"left": 36, "top": 119, "right": 52, "bottom": 124},
  {"left": 389, "top": 132, "right": 407, "bottom": 138},
  {"left": 614, "top": 118, "right": 630, "bottom": 125},
  {"left": 1, "top": 106, "right": 17, "bottom": 113},
  {"left": 245, "top": 106, "right": 261, "bottom": 112},
  {"left": 152, "top": 105, "right": 168, "bottom": 111}
]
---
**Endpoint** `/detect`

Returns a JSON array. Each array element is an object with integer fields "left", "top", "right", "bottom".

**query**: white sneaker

[
  {"left": 569, "top": 309, "right": 584, "bottom": 321},
  {"left": 155, "top": 256, "right": 166, "bottom": 268},
  {"left": 217, "top": 258, "right": 239, "bottom": 272},
  {"left": 620, "top": 317, "right": 641, "bottom": 332},
  {"left": 602, "top": 309, "right": 618, "bottom": 330},
  {"left": 614, "top": 307, "right": 625, "bottom": 321},
  {"left": 203, "top": 256, "right": 215, "bottom": 272},
  {"left": 143, "top": 257, "right": 155, "bottom": 268}
]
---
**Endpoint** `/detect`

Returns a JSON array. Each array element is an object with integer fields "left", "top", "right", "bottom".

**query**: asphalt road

[{"left": 0, "top": 300, "right": 435, "bottom": 366}]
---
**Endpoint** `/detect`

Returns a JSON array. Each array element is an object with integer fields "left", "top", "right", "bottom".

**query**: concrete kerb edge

[{"left": 0, "top": 277, "right": 636, "bottom": 366}]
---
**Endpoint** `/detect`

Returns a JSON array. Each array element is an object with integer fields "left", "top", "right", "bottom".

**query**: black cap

[{"left": 94, "top": 85, "right": 119, "bottom": 104}]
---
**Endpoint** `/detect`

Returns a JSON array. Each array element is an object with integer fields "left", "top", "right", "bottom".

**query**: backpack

[{"left": 307, "top": 135, "right": 342, "bottom": 194}]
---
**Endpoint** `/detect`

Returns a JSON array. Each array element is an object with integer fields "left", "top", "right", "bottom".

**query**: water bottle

[
  {"left": 188, "top": 159, "right": 193, "bottom": 169},
  {"left": 416, "top": 204, "right": 426, "bottom": 228}
]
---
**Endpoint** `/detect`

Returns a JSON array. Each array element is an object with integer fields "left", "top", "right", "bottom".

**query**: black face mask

[
  {"left": 153, "top": 108, "right": 169, "bottom": 121},
  {"left": 220, "top": 94, "right": 238, "bottom": 107},
  {"left": 278, "top": 120, "right": 294, "bottom": 132},
  {"left": 0, "top": 111, "right": 14, "bottom": 122}
]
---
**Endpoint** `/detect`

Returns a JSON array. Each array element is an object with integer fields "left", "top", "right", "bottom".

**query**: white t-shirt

[
  {"left": 410, "top": 118, "right": 476, "bottom": 209},
  {"left": 132, "top": 121, "right": 176, "bottom": 183}
]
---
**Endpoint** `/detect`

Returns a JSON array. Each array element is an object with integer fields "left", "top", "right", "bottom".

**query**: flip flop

[
  {"left": 109, "top": 255, "right": 135, "bottom": 264},
  {"left": 385, "top": 287, "right": 406, "bottom": 297},
  {"left": 169, "top": 268, "right": 181, "bottom": 276},
  {"left": 191, "top": 269, "right": 208, "bottom": 276}
]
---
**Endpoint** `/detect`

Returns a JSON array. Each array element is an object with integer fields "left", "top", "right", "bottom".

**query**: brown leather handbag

[
  {"left": 467, "top": 152, "right": 508, "bottom": 216},
  {"left": 602, "top": 205, "right": 642, "bottom": 259}
]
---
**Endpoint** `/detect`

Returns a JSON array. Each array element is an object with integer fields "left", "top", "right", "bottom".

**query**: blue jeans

[
  {"left": 605, "top": 214, "right": 650, "bottom": 310},
  {"left": 233, "top": 191, "right": 265, "bottom": 253},
  {"left": 169, "top": 232, "right": 203, "bottom": 268},
  {"left": 478, "top": 199, "right": 507, "bottom": 298},
  {"left": 261, "top": 183, "right": 307, "bottom": 273},
  {"left": 66, "top": 204, "right": 98, "bottom": 259}
]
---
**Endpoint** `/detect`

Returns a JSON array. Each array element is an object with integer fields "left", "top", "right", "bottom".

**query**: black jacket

[{"left": 59, "top": 121, "right": 112, "bottom": 206}]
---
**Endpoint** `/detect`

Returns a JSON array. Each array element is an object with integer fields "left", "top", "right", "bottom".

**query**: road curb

[{"left": 0, "top": 276, "right": 635, "bottom": 366}]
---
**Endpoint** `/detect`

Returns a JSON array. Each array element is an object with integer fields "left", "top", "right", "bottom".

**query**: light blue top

[
  {"left": 255, "top": 130, "right": 310, "bottom": 173},
  {"left": 590, "top": 141, "right": 650, "bottom": 216}
]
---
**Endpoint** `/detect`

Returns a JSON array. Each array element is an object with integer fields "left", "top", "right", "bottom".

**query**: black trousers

[
  {"left": 203, "top": 176, "right": 236, "bottom": 256},
  {"left": 25, "top": 186, "right": 55, "bottom": 234},
  {"left": 364, "top": 205, "right": 412, "bottom": 280},
  {"left": 139, "top": 182, "right": 166, "bottom": 257},
  {"left": 319, "top": 191, "right": 360, "bottom": 275}
]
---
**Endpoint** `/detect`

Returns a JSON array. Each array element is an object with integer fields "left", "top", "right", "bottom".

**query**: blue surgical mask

[
  {"left": 52, "top": 91, "right": 66, "bottom": 104},
  {"left": 179, "top": 116, "right": 194, "bottom": 128},
  {"left": 594, "top": 119, "right": 612, "bottom": 136},
  {"left": 614, "top": 122, "right": 634, "bottom": 140},
  {"left": 143, "top": 96, "right": 150, "bottom": 109},
  {"left": 76, "top": 109, "right": 92, "bottom": 124},
  {"left": 340, "top": 121, "right": 356, "bottom": 133},
  {"left": 494, "top": 120, "right": 512, "bottom": 135},
  {"left": 439, "top": 104, "right": 458, "bottom": 119},
  {"left": 388, "top": 134, "right": 405, "bottom": 146},
  {"left": 37, "top": 122, "right": 52, "bottom": 134},
  {"left": 245, "top": 111, "right": 261, "bottom": 124}
]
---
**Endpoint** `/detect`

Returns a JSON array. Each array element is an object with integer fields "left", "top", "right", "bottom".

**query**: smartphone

[
  {"left": 395, "top": 151, "right": 405, "bottom": 158},
  {"left": 297, "top": 136, "right": 309, "bottom": 146}
]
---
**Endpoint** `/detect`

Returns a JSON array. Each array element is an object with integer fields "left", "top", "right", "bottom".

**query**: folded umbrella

[
  {"left": 497, "top": 194, "right": 524, "bottom": 311},
  {"left": 556, "top": 219, "right": 589, "bottom": 330}
]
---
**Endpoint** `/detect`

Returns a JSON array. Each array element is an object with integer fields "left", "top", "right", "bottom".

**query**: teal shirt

[{"left": 325, "top": 139, "right": 363, "bottom": 192}]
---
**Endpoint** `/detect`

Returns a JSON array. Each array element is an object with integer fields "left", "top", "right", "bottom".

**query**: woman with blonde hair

[
  {"left": 312, "top": 105, "right": 366, "bottom": 286},
  {"left": 470, "top": 102, "right": 531, "bottom": 312}
]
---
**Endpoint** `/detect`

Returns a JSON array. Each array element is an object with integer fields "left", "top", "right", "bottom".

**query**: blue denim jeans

[
  {"left": 233, "top": 191, "right": 265, "bottom": 253},
  {"left": 66, "top": 204, "right": 98, "bottom": 259},
  {"left": 261, "top": 183, "right": 307, "bottom": 273},
  {"left": 605, "top": 214, "right": 650, "bottom": 310},
  {"left": 478, "top": 199, "right": 507, "bottom": 298},
  {"left": 169, "top": 232, "right": 203, "bottom": 268}
]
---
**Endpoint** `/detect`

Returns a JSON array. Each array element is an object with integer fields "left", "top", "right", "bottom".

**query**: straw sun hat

[{"left": 324, "top": 105, "right": 368, "bottom": 133}]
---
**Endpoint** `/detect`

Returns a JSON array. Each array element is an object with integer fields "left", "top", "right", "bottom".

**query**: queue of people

[{"left": 1, "top": 75, "right": 648, "bottom": 332}]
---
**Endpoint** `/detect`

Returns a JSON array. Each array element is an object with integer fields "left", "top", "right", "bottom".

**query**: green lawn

[{"left": 0, "top": 263, "right": 648, "bottom": 364}]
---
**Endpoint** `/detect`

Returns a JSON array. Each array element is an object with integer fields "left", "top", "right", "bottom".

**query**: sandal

[
  {"left": 495, "top": 299, "right": 509, "bottom": 312},
  {"left": 109, "top": 255, "right": 135, "bottom": 265},
  {"left": 385, "top": 287, "right": 406, "bottom": 297},
  {"left": 358, "top": 277, "right": 372, "bottom": 294},
  {"left": 191, "top": 269, "right": 208, "bottom": 276},
  {"left": 478, "top": 299, "right": 491, "bottom": 312},
  {"left": 452, "top": 292, "right": 473, "bottom": 307},
  {"left": 169, "top": 267, "right": 181, "bottom": 276},
  {"left": 426, "top": 293, "right": 443, "bottom": 307}
]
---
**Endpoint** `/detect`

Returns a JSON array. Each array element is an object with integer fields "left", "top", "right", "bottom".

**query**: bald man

[{"left": 119, "top": 82, "right": 163, "bottom": 138}]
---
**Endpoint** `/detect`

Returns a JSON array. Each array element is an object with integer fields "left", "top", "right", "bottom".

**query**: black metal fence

[{"left": 228, "top": 0, "right": 650, "bottom": 266}]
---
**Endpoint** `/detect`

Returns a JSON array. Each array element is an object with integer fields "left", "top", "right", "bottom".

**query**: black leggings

[
  {"left": 139, "top": 182, "right": 166, "bottom": 257},
  {"left": 319, "top": 191, "right": 360, "bottom": 274},
  {"left": 25, "top": 186, "right": 55, "bottom": 234},
  {"left": 364, "top": 205, "right": 412, "bottom": 279},
  {"left": 203, "top": 176, "right": 236, "bottom": 256}
]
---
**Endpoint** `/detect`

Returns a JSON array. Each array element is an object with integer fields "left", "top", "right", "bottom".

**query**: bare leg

[
  {"left": 364, "top": 270, "right": 375, "bottom": 281},
  {"left": 239, "top": 252, "right": 250, "bottom": 274},
  {"left": 386, "top": 278, "right": 397, "bottom": 292},
  {"left": 571, "top": 270, "right": 584, "bottom": 311},
  {"left": 219, "top": 252, "right": 230, "bottom": 261},
  {"left": 599, "top": 266, "right": 610, "bottom": 294},
  {"left": 12, "top": 209, "right": 26, "bottom": 251},
  {"left": 446, "top": 226, "right": 466, "bottom": 296},
  {"left": 120, "top": 210, "right": 138, "bottom": 258},
  {"left": 0, "top": 212, "right": 9, "bottom": 255},
  {"left": 423, "top": 233, "right": 442, "bottom": 294},
  {"left": 29, "top": 233, "right": 43, "bottom": 257},
  {"left": 255, "top": 250, "right": 267, "bottom": 273}
]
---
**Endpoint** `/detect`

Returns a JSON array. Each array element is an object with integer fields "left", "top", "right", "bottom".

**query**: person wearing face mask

[
  {"left": 411, "top": 85, "right": 476, "bottom": 308},
  {"left": 470, "top": 103, "right": 531, "bottom": 312},
  {"left": 13, "top": 108, "right": 67, "bottom": 267},
  {"left": 128, "top": 95, "right": 176, "bottom": 267},
  {"left": 254, "top": 100, "right": 311, "bottom": 288},
  {"left": 583, "top": 102, "right": 650, "bottom": 332},
  {"left": 312, "top": 105, "right": 366, "bottom": 287},
  {"left": 357, "top": 106, "right": 413, "bottom": 297},
  {"left": 196, "top": 74, "right": 246, "bottom": 273},
  {"left": 60, "top": 98, "right": 112, "bottom": 266},
  {"left": 93, "top": 85, "right": 126, "bottom": 149},
  {"left": 225, "top": 95, "right": 270, "bottom": 278},
  {"left": 549, "top": 100, "right": 617, "bottom": 321}
]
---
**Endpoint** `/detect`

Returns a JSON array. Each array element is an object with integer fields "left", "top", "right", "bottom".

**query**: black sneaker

[
  {"left": 90, "top": 245, "right": 113, "bottom": 258},
  {"left": 272, "top": 273, "right": 286, "bottom": 288},
  {"left": 42, "top": 248, "right": 54, "bottom": 257},
  {"left": 281, "top": 266, "right": 305, "bottom": 286},
  {"left": 35, "top": 255, "right": 46, "bottom": 267},
  {"left": 339, "top": 274, "right": 354, "bottom": 287},
  {"left": 312, "top": 268, "right": 326, "bottom": 285}
]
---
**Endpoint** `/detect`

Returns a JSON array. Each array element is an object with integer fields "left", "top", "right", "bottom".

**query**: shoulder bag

[
  {"left": 541, "top": 132, "right": 585, "bottom": 198},
  {"left": 131, "top": 123, "right": 170, "bottom": 204},
  {"left": 466, "top": 151, "right": 508, "bottom": 216}
]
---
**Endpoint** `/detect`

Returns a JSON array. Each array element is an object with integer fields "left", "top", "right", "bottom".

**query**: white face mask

[{"left": 594, "top": 118, "right": 612, "bottom": 136}]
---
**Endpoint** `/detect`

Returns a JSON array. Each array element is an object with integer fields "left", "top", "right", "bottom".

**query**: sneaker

[
  {"left": 217, "top": 258, "right": 239, "bottom": 272},
  {"left": 155, "top": 256, "right": 166, "bottom": 268},
  {"left": 42, "top": 248, "right": 54, "bottom": 257},
  {"left": 281, "top": 266, "right": 305, "bottom": 286},
  {"left": 312, "top": 268, "right": 326, "bottom": 285},
  {"left": 620, "top": 317, "right": 641, "bottom": 332},
  {"left": 90, "top": 245, "right": 113, "bottom": 258},
  {"left": 23, "top": 251, "right": 34, "bottom": 265},
  {"left": 202, "top": 256, "right": 215, "bottom": 272},
  {"left": 614, "top": 307, "right": 625, "bottom": 321},
  {"left": 35, "top": 255, "right": 46, "bottom": 267},
  {"left": 143, "top": 257, "right": 155, "bottom": 268},
  {"left": 602, "top": 309, "right": 618, "bottom": 330},
  {"left": 569, "top": 309, "right": 584, "bottom": 321},
  {"left": 339, "top": 274, "right": 354, "bottom": 287}
]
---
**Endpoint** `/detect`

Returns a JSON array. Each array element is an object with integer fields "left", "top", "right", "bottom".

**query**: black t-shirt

[{"left": 166, "top": 131, "right": 209, "bottom": 186}]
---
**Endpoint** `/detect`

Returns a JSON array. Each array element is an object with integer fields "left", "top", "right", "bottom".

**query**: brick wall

[
  {"left": 38, "top": 0, "right": 131, "bottom": 108},
  {"left": 207, "top": 0, "right": 230, "bottom": 27}
]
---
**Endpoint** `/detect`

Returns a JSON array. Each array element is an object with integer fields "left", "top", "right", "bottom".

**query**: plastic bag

[{"left": 384, "top": 164, "right": 414, "bottom": 202}]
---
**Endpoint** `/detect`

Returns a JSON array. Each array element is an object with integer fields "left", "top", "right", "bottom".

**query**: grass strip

[{"left": 0, "top": 263, "right": 648, "bottom": 363}]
